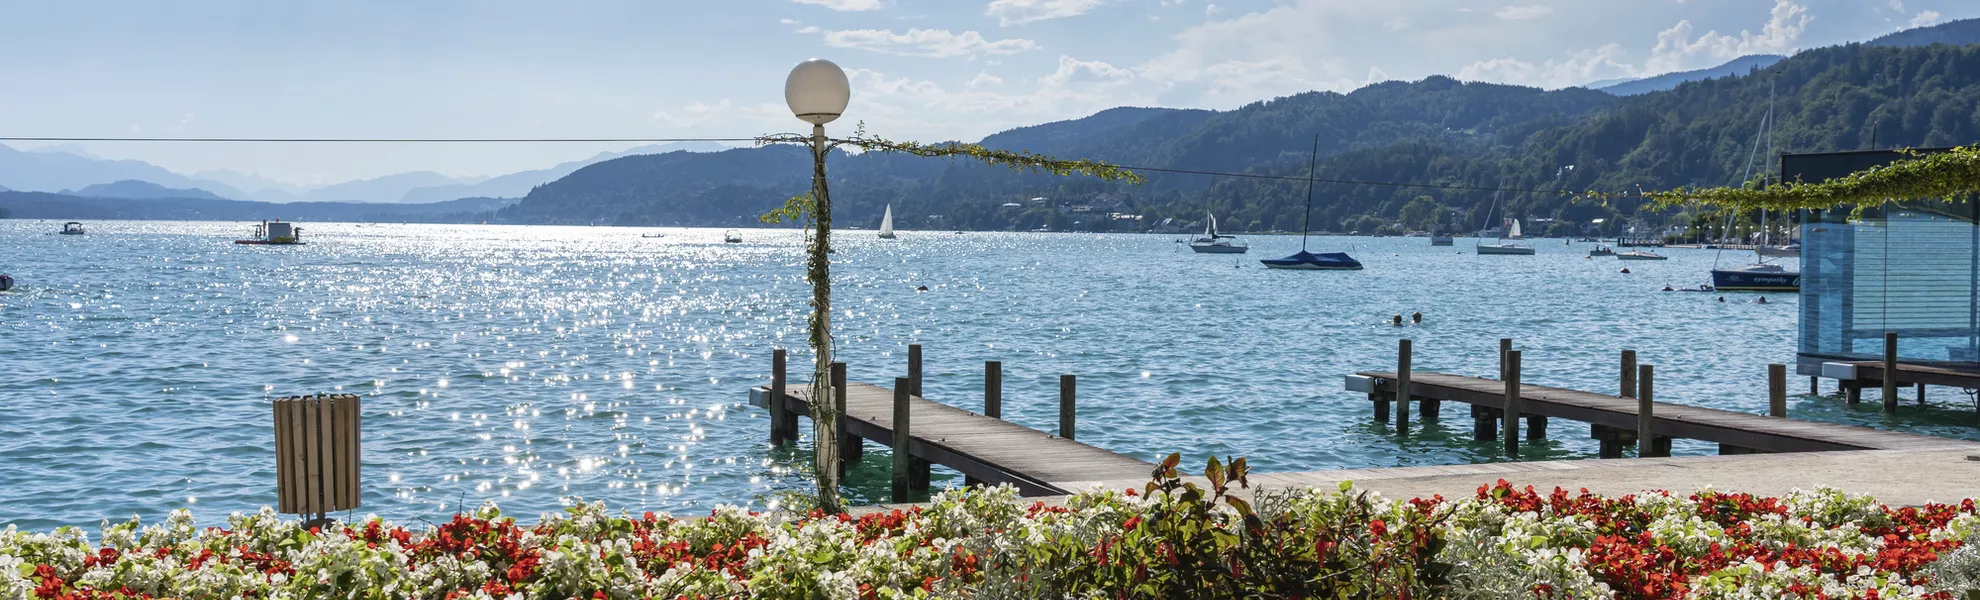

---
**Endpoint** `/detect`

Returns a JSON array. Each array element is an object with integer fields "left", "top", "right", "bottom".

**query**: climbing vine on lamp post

[{"left": 756, "top": 119, "right": 1142, "bottom": 513}]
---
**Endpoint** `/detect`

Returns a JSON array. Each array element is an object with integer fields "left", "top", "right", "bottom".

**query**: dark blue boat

[
  {"left": 1260, "top": 134, "right": 1361, "bottom": 271},
  {"left": 1260, "top": 251, "right": 1363, "bottom": 270},
  {"left": 1710, "top": 263, "right": 1800, "bottom": 291}
]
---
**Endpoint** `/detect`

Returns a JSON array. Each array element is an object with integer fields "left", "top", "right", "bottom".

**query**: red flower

[{"left": 1369, "top": 519, "right": 1388, "bottom": 537}]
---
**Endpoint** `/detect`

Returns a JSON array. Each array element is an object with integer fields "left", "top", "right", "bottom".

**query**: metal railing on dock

[
  {"left": 1350, "top": 340, "right": 1979, "bottom": 459},
  {"left": 749, "top": 345, "right": 1152, "bottom": 502}
]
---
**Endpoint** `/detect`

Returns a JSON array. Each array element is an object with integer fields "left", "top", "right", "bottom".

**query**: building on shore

[{"left": 1791, "top": 148, "right": 1980, "bottom": 374}]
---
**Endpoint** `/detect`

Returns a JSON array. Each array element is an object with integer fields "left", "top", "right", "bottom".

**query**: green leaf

[
  {"left": 1160, "top": 452, "right": 1181, "bottom": 471},
  {"left": 1205, "top": 456, "right": 1225, "bottom": 490},
  {"left": 1226, "top": 496, "right": 1254, "bottom": 517}
]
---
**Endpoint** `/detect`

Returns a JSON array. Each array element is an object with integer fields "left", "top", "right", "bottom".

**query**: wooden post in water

[
  {"left": 1503, "top": 350, "right": 1521, "bottom": 456},
  {"left": 1396, "top": 339, "right": 1412, "bottom": 431},
  {"left": 833, "top": 362, "right": 859, "bottom": 470},
  {"left": 1883, "top": 332, "right": 1899, "bottom": 414},
  {"left": 1768, "top": 364, "right": 1787, "bottom": 418},
  {"left": 1637, "top": 364, "right": 1657, "bottom": 457},
  {"left": 1918, "top": 382, "right": 1927, "bottom": 406},
  {"left": 1499, "top": 338, "right": 1512, "bottom": 373},
  {"left": 1620, "top": 350, "right": 1637, "bottom": 398},
  {"left": 1059, "top": 374, "right": 1076, "bottom": 441},
  {"left": 985, "top": 361, "right": 1002, "bottom": 418},
  {"left": 891, "top": 377, "right": 911, "bottom": 503},
  {"left": 908, "top": 344, "right": 923, "bottom": 398},
  {"left": 770, "top": 349, "right": 788, "bottom": 446}
]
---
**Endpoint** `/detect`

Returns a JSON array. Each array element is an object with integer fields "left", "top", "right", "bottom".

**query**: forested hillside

[{"left": 499, "top": 20, "right": 1980, "bottom": 234}]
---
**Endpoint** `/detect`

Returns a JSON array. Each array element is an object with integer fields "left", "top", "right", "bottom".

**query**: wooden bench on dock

[
  {"left": 748, "top": 347, "right": 1152, "bottom": 502},
  {"left": 1351, "top": 370, "right": 1979, "bottom": 458}
]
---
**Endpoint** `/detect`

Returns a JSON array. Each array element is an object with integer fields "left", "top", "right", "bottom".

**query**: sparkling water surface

[{"left": 2, "top": 220, "right": 1973, "bottom": 530}]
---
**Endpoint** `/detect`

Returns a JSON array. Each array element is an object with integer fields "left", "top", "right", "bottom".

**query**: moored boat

[
  {"left": 724, "top": 230, "right": 744, "bottom": 243},
  {"left": 1711, "top": 263, "right": 1800, "bottom": 291},
  {"left": 1617, "top": 250, "right": 1667, "bottom": 260},
  {"left": 59, "top": 222, "right": 85, "bottom": 235},
  {"left": 1261, "top": 135, "right": 1358, "bottom": 270},
  {"left": 1187, "top": 211, "right": 1248, "bottom": 254},
  {"left": 234, "top": 220, "right": 304, "bottom": 245},
  {"left": 1430, "top": 234, "right": 1454, "bottom": 246},
  {"left": 1588, "top": 245, "right": 1616, "bottom": 257}
]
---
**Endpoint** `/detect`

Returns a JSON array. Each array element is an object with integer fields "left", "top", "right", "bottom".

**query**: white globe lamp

[{"left": 785, "top": 59, "right": 850, "bottom": 126}]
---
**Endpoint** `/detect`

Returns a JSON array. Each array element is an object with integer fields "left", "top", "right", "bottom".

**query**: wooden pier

[
  {"left": 1355, "top": 371, "right": 1973, "bottom": 457},
  {"left": 1811, "top": 333, "right": 1980, "bottom": 417},
  {"left": 749, "top": 347, "right": 1152, "bottom": 501}
]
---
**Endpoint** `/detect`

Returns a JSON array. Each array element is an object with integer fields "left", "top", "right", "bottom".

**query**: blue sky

[{"left": 0, "top": 0, "right": 1971, "bottom": 187}]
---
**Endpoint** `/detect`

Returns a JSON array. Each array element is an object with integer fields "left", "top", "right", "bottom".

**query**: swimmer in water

[
  {"left": 1392, "top": 314, "right": 1403, "bottom": 326},
  {"left": 1718, "top": 296, "right": 1726, "bottom": 302},
  {"left": 915, "top": 285, "right": 929, "bottom": 292},
  {"left": 1411, "top": 311, "right": 1422, "bottom": 323},
  {"left": 1757, "top": 296, "right": 1769, "bottom": 304}
]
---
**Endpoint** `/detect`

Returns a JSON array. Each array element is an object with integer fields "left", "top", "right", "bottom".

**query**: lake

[{"left": 2, "top": 220, "right": 1972, "bottom": 530}]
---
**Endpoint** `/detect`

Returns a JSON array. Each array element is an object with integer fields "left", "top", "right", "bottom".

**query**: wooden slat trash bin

[{"left": 273, "top": 394, "right": 361, "bottom": 520}]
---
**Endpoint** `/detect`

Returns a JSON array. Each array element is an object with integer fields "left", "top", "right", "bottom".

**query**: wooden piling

[
  {"left": 1768, "top": 364, "right": 1787, "bottom": 418},
  {"left": 1396, "top": 339, "right": 1412, "bottom": 431},
  {"left": 771, "top": 349, "right": 788, "bottom": 446},
  {"left": 1059, "top": 374, "right": 1076, "bottom": 441},
  {"left": 892, "top": 377, "right": 911, "bottom": 503},
  {"left": 1503, "top": 350, "right": 1521, "bottom": 456},
  {"left": 985, "top": 361, "right": 1003, "bottom": 418},
  {"left": 908, "top": 344, "right": 923, "bottom": 398},
  {"left": 1527, "top": 415, "right": 1547, "bottom": 440},
  {"left": 833, "top": 362, "right": 859, "bottom": 468},
  {"left": 1918, "top": 382, "right": 1927, "bottom": 406},
  {"left": 1499, "top": 338, "right": 1512, "bottom": 372},
  {"left": 1620, "top": 350, "right": 1637, "bottom": 398},
  {"left": 1810, "top": 376, "right": 1819, "bottom": 396},
  {"left": 1883, "top": 332, "right": 1898, "bottom": 414},
  {"left": 1638, "top": 364, "right": 1657, "bottom": 457}
]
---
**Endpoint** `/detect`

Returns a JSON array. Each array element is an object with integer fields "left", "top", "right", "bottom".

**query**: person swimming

[
  {"left": 1757, "top": 296, "right": 1769, "bottom": 304},
  {"left": 1718, "top": 296, "right": 1726, "bottom": 302},
  {"left": 1620, "top": 268, "right": 1631, "bottom": 274},
  {"left": 1411, "top": 312, "right": 1422, "bottom": 323},
  {"left": 915, "top": 285, "right": 929, "bottom": 292},
  {"left": 1392, "top": 314, "right": 1403, "bottom": 326}
]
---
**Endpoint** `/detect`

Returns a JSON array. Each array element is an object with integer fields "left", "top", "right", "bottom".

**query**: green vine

[{"left": 1644, "top": 145, "right": 1980, "bottom": 212}]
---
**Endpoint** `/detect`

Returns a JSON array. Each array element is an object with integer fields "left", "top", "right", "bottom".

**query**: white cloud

[
  {"left": 1042, "top": 55, "right": 1134, "bottom": 87},
  {"left": 986, "top": 0, "right": 1108, "bottom": 26},
  {"left": 812, "top": 28, "right": 1037, "bottom": 58},
  {"left": 1459, "top": 43, "right": 1634, "bottom": 88},
  {"left": 1910, "top": 10, "right": 1942, "bottom": 28},
  {"left": 1495, "top": 5, "right": 1553, "bottom": 20},
  {"left": 1644, "top": 0, "right": 1809, "bottom": 73},
  {"left": 968, "top": 71, "right": 1005, "bottom": 87},
  {"left": 791, "top": 0, "right": 885, "bottom": 11}
]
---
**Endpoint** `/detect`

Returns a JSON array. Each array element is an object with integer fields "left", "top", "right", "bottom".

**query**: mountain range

[{"left": 5, "top": 18, "right": 1979, "bottom": 230}]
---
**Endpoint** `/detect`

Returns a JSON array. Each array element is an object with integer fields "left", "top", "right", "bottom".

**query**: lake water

[{"left": 3, "top": 220, "right": 1974, "bottom": 530}]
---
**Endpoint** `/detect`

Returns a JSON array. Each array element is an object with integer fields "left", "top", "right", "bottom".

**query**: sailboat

[
  {"left": 1477, "top": 192, "right": 1535, "bottom": 255},
  {"left": 1261, "top": 135, "right": 1363, "bottom": 270},
  {"left": 1188, "top": 211, "right": 1248, "bottom": 253},
  {"left": 877, "top": 204, "right": 897, "bottom": 239},
  {"left": 1710, "top": 79, "right": 1800, "bottom": 292}
]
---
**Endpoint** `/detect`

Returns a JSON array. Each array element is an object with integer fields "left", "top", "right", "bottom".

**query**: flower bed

[{"left": 6, "top": 454, "right": 1980, "bottom": 599}]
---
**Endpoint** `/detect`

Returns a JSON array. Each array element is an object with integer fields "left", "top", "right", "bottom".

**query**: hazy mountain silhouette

[
  {"left": 0, "top": 144, "right": 250, "bottom": 199},
  {"left": 67, "top": 179, "right": 227, "bottom": 201},
  {"left": 395, "top": 141, "right": 731, "bottom": 203},
  {"left": 1597, "top": 55, "right": 1786, "bottom": 96}
]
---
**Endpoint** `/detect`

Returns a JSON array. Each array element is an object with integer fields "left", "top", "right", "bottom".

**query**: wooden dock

[
  {"left": 1353, "top": 371, "right": 1978, "bottom": 457},
  {"left": 748, "top": 368, "right": 1152, "bottom": 498}
]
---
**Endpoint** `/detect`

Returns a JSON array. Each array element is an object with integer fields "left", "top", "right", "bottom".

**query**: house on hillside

[{"left": 1790, "top": 148, "right": 1980, "bottom": 379}]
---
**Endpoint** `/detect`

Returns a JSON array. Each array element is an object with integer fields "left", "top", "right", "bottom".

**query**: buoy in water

[
  {"left": 1620, "top": 268, "right": 1631, "bottom": 274},
  {"left": 0, "top": 273, "right": 12, "bottom": 291}
]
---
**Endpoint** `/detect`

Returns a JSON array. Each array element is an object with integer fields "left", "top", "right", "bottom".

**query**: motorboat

[
  {"left": 1710, "top": 263, "right": 1799, "bottom": 291},
  {"left": 1430, "top": 234, "right": 1454, "bottom": 246},
  {"left": 1187, "top": 211, "right": 1248, "bottom": 254},
  {"left": 641, "top": 233, "right": 666, "bottom": 238},
  {"left": 1588, "top": 245, "right": 1616, "bottom": 257},
  {"left": 59, "top": 222, "right": 85, "bottom": 235},
  {"left": 1616, "top": 250, "right": 1667, "bottom": 260},
  {"left": 723, "top": 230, "right": 744, "bottom": 243},
  {"left": 234, "top": 220, "right": 304, "bottom": 245},
  {"left": 1755, "top": 244, "right": 1800, "bottom": 258}
]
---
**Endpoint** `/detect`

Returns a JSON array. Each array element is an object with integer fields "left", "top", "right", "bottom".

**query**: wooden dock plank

[
  {"left": 752, "top": 382, "right": 1152, "bottom": 496},
  {"left": 1361, "top": 371, "right": 1977, "bottom": 453}
]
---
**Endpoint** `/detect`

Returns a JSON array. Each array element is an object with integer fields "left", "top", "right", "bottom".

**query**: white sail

[
  {"left": 1206, "top": 211, "right": 1218, "bottom": 238},
  {"left": 1509, "top": 219, "right": 1524, "bottom": 239},
  {"left": 878, "top": 205, "right": 896, "bottom": 238}
]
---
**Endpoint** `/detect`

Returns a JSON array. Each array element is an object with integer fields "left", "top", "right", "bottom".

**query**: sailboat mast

[{"left": 1300, "top": 134, "right": 1319, "bottom": 251}]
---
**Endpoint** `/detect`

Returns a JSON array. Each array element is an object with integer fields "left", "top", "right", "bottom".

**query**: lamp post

[{"left": 784, "top": 58, "right": 851, "bottom": 512}]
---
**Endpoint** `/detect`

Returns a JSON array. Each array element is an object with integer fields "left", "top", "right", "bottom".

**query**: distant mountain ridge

[
  {"left": 0, "top": 144, "right": 252, "bottom": 200},
  {"left": 0, "top": 191, "right": 515, "bottom": 223},
  {"left": 1597, "top": 55, "right": 1786, "bottom": 96},
  {"left": 1868, "top": 17, "right": 1980, "bottom": 47},
  {"left": 396, "top": 141, "right": 731, "bottom": 203},
  {"left": 66, "top": 179, "right": 227, "bottom": 201}
]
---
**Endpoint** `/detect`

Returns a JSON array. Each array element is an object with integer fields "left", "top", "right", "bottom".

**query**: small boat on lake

[
  {"left": 1588, "top": 245, "right": 1616, "bottom": 257},
  {"left": 1262, "top": 135, "right": 1360, "bottom": 270},
  {"left": 59, "top": 222, "right": 85, "bottom": 235},
  {"left": 641, "top": 233, "right": 666, "bottom": 238},
  {"left": 1711, "top": 263, "right": 1800, "bottom": 291},
  {"left": 235, "top": 220, "right": 304, "bottom": 245},
  {"left": 1617, "top": 250, "right": 1667, "bottom": 261},
  {"left": 878, "top": 205, "right": 897, "bottom": 239},
  {"left": 724, "top": 230, "right": 743, "bottom": 243},
  {"left": 1188, "top": 211, "right": 1248, "bottom": 254},
  {"left": 1475, "top": 194, "right": 1532, "bottom": 255},
  {"left": 1430, "top": 234, "right": 1454, "bottom": 246}
]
